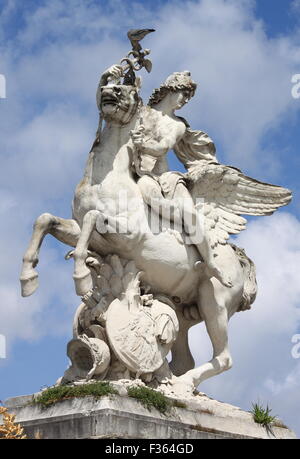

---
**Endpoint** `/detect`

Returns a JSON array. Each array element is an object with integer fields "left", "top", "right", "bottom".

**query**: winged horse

[{"left": 20, "top": 63, "right": 291, "bottom": 391}]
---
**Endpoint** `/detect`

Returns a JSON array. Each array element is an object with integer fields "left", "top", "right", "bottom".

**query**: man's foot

[
  {"left": 208, "top": 260, "right": 233, "bottom": 287},
  {"left": 195, "top": 260, "right": 233, "bottom": 287}
]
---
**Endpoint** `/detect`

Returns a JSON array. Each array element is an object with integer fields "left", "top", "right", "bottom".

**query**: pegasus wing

[{"left": 188, "top": 162, "right": 292, "bottom": 247}]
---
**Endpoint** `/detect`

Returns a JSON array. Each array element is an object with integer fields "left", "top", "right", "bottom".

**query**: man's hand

[
  {"left": 101, "top": 65, "right": 124, "bottom": 85},
  {"left": 130, "top": 124, "right": 145, "bottom": 149}
]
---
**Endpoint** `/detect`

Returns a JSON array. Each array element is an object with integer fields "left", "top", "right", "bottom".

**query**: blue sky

[{"left": 0, "top": 0, "right": 300, "bottom": 436}]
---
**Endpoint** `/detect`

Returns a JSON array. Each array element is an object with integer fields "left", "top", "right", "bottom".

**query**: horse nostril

[{"left": 104, "top": 218, "right": 108, "bottom": 225}]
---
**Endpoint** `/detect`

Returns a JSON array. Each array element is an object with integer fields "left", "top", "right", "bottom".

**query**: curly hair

[{"left": 148, "top": 71, "right": 197, "bottom": 107}]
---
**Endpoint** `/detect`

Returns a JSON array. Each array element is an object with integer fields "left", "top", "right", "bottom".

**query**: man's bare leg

[
  {"left": 174, "top": 183, "right": 232, "bottom": 287},
  {"left": 137, "top": 176, "right": 232, "bottom": 287}
]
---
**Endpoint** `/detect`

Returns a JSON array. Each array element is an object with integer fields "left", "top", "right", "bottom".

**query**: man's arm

[{"left": 152, "top": 156, "right": 169, "bottom": 175}]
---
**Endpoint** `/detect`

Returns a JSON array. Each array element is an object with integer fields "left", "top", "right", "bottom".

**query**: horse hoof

[
  {"left": 20, "top": 271, "right": 39, "bottom": 297},
  {"left": 73, "top": 270, "right": 93, "bottom": 296}
]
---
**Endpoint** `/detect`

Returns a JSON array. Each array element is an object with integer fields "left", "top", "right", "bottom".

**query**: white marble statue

[{"left": 20, "top": 30, "right": 292, "bottom": 394}]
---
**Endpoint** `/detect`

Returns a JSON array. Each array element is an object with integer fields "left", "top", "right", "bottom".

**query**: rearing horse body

[{"left": 20, "top": 81, "right": 255, "bottom": 389}]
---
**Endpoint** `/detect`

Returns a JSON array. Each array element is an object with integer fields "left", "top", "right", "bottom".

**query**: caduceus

[
  {"left": 106, "top": 28, "right": 155, "bottom": 85},
  {"left": 93, "top": 29, "right": 155, "bottom": 148}
]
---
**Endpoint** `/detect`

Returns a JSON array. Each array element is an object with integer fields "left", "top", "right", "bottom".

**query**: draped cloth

[{"left": 159, "top": 125, "right": 218, "bottom": 198}]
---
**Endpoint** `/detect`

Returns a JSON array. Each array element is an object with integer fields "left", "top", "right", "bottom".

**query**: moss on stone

[
  {"left": 127, "top": 386, "right": 171, "bottom": 414},
  {"left": 34, "top": 382, "right": 117, "bottom": 407}
]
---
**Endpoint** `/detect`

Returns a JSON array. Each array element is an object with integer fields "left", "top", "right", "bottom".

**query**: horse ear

[{"left": 135, "top": 76, "right": 142, "bottom": 91}]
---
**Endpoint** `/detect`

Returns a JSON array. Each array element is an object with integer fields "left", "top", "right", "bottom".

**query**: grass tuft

[
  {"left": 251, "top": 402, "right": 277, "bottom": 428},
  {"left": 34, "top": 382, "right": 117, "bottom": 408},
  {"left": 127, "top": 386, "right": 171, "bottom": 414}
]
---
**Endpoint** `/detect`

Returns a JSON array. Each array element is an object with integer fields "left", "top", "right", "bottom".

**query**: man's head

[{"left": 148, "top": 71, "right": 197, "bottom": 108}]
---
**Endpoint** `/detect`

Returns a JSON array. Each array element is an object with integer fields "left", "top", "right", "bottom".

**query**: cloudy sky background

[{"left": 0, "top": 0, "right": 300, "bottom": 435}]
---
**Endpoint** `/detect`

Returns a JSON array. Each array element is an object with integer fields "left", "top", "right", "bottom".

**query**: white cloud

[
  {"left": 291, "top": 0, "right": 300, "bottom": 13},
  {"left": 146, "top": 0, "right": 300, "bottom": 175},
  {"left": 2, "top": 0, "right": 300, "bottom": 174},
  {"left": 265, "top": 362, "right": 300, "bottom": 396}
]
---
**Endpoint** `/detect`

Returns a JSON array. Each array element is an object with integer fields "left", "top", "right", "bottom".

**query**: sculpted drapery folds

[{"left": 20, "top": 30, "right": 292, "bottom": 395}]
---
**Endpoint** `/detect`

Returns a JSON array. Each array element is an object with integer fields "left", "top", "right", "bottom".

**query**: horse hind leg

[
  {"left": 169, "top": 304, "right": 201, "bottom": 376},
  {"left": 173, "top": 279, "right": 233, "bottom": 393},
  {"left": 20, "top": 213, "right": 80, "bottom": 297}
]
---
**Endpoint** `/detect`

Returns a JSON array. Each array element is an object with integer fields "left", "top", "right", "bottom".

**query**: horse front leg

[
  {"left": 73, "top": 210, "right": 106, "bottom": 296},
  {"left": 20, "top": 213, "right": 80, "bottom": 297},
  {"left": 73, "top": 210, "right": 126, "bottom": 295}
]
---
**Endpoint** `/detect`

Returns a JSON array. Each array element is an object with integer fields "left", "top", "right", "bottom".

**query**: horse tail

[{"left": 230, "top": 243, "right": 257, "bottom": 312}]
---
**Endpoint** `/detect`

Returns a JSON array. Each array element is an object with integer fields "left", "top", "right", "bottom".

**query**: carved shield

[{"left": 106, "top": 298, "right": 165, "bottom": 375}]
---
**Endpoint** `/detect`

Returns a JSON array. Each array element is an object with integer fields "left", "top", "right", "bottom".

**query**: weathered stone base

[{"left": 4, "top": 391, "right": 296, "bottom": 440}]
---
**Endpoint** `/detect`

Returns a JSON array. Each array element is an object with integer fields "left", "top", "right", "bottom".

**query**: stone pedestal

[{"left": 4, "top": 390, "right": 297, "bottom": 439}]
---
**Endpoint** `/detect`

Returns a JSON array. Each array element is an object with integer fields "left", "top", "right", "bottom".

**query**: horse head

[{"left": 97, "top": 81, "right": 141, "bottom": 125}]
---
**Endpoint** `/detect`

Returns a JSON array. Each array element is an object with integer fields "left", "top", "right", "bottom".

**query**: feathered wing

[
  {"left": 173, "top": 127, "right": 292, "bottom": 247},
  {"left": 186, "top": 161, "right": 292, "bottom": 247}
]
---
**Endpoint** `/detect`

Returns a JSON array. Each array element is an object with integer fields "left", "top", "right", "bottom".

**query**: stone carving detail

[
  {"left": 61, "top": 253, "right": 178, "bottom": 384},
  {"left": 20, "top": 29, "right": 292, "bottom": 396},
  {"left": 63, "top": 333, "right": 111, "bottom": 383}
]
